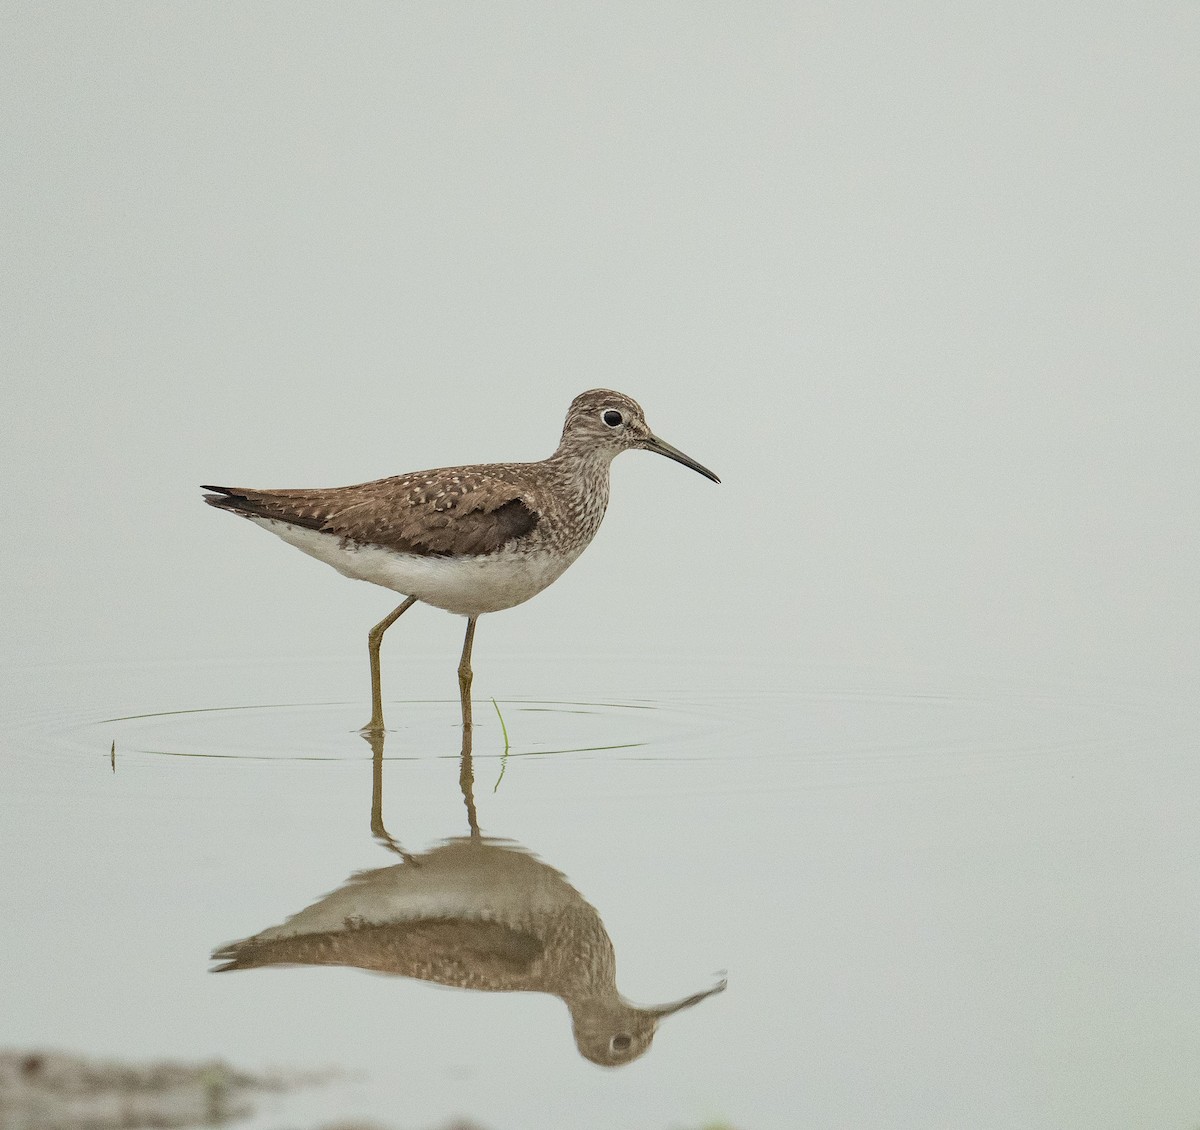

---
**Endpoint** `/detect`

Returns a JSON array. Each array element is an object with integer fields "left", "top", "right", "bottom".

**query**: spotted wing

[
  {"left": 202, "top": 469, "right": 539, "bottom": 557},
  {"left": 211, "top": 918, "right": 543, "bottom": 981}
]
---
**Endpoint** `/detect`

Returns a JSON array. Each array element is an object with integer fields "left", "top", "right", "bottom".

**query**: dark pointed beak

[
  {"left": 642, "top": 435, "right": 721, "bottom": 483},
  {"left": 647, "top": 976, "right": 728, "bottom": 1018}
]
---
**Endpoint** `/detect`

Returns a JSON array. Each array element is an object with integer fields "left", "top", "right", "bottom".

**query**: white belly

[{"left": 246, "top": 517, "right": 578, "bottom": 615}]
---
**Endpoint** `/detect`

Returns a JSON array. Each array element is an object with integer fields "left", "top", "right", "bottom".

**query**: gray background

[
  {"left": 5, "top": 1, "right": 1198, "bottom": 692},
  {"left": 3, "top": 5, "right": 1200, "bottom": 1130}
]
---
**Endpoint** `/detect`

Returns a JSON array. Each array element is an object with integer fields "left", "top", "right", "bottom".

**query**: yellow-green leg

[
  {"left": 458, "top": 615, "right": 478, "bottom": 733},
  {"left": 361, "top": 595, "right": 418, "bottom": 733},
  {"left": 458, "top": 725, "right": 480, "bottom": 838}
]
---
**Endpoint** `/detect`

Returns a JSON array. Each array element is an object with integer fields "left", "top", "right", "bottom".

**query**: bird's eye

[
  {"left": 602, "top": 409, "right": 623, "bottom": 428},
  {"left": 610, "top": 1034, "right": 632, "bottom": 1052}
]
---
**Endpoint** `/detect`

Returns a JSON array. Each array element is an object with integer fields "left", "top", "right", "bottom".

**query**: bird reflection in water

[{"left": 212, "top": 719, "right": 725, "bottom": 1066}]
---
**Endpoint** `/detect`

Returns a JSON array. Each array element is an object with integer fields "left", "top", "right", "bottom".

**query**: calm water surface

[
  {"left": 6, "top": 4, "right": 1199, "bottom": 1126},
  {"left": 3, "top": 653, "right": 1197, "bottom": 1129}
]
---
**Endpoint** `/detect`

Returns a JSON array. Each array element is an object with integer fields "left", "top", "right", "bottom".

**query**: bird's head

[
  {"left": 569, "top": 977, "right": 728, "bottom": 1067},
  {"left": 561, "top": 389, "right": 720, "bottom": 483}
]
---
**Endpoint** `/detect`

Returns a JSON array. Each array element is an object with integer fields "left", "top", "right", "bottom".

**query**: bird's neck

[
  {"left": 533, "top": 444, "right": 614, "bottom": 548},
  {"left": 543, "top": 441, "right": 615, "bottom": 498}
]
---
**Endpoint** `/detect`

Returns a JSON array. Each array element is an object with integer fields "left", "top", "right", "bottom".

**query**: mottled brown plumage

[
  {"left": 202, "top": 389, "right": 719, "bottom": 731},
  {"left": 214, "top": 916, "right": 543, "bottom": 982},
  {"left": 211, "top": 837, "right": 725, "bottom": 1066},
  {"left": 204, "top": 474, "right": 540, "bottom": 557}
]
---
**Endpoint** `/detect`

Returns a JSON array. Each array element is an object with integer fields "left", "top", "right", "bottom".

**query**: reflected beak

[
  {"left": 648, "top": 977, "right": 728, "bottom": 1018},
  {"left": 642, "top": 435, "right": 721, "bottom": 483}
]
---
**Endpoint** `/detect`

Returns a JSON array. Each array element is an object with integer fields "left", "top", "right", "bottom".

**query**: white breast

[{"left": 246, "top": 517, "right": 583, "bottom": 615}]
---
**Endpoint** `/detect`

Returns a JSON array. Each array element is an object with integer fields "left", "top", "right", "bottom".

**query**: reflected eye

[
  {"left": 610, "top": 1034, "right": 632, "bottom": 1052},
  {"left": 602, "top": 409, "right": 623, "bottom": 428}
]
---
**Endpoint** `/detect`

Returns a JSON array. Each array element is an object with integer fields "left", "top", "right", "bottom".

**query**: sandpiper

[
  {"left": 203, "top": 389, "right": 719, "bottom": 732},
  {"left": 211, "top": 836, "right": 726, "bottom": 1066}
]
